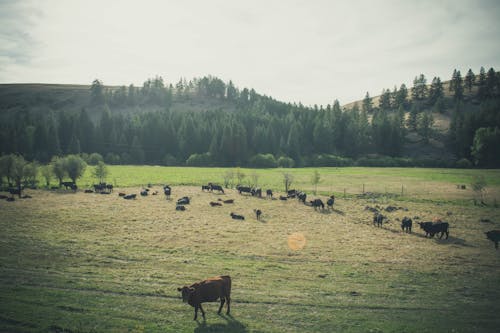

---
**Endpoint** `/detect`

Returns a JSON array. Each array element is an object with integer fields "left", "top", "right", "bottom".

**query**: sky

[{"left": 1, "top": 0, "right": 500, "bottom": 106}]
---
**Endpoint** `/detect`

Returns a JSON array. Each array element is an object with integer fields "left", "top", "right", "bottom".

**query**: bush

[
  {"left": 456, "top": 158, "right": 473, "bottom": 169},
  {"left": 87, "top": 153, "right": 104, "bottom": 165},
  {"left": 105, "top": 153, "right": 121, "bottom": 165},
  {"left": 311, "top": 154, "right": 353, "bottom": 167},
  {"left": 248, "top": 154, "right": 277, "bottom": 168},
  {"left": 186, "top": 152, "right": 212, "bottom": 167},
  {"left": 162, "top": 154, "right": 178, "bottom": 166},
  {"left": 277, "top": 156, "right": 295, "bottom": 168}
]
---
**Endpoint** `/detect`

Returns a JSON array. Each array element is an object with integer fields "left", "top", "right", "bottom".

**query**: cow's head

[{"left": 177, "top": 286, "right": 195, "bottom": 302}]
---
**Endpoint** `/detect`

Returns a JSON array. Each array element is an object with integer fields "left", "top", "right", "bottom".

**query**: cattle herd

[{"left": 1, "top": 180, "right": 499, "bottom": 321}]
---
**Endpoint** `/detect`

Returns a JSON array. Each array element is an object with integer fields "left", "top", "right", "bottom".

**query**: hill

[{"left": 0, "top": 70, "right": 499, "bottom": 167}]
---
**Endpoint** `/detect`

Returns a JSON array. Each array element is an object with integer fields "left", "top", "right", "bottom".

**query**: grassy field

[
  {"left": 73, "top": 166, "right": 500, "bottom": 204},
  {"left": 1, "top": 167, "right": 500, "bottom": 332}
]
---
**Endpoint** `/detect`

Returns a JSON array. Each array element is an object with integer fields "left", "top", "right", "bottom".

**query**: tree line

[{"left": 1, "top": 67, "right": 499, "bottom": 168}]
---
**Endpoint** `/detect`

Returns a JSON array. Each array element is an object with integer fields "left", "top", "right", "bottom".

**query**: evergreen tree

[
  {"left": 451, "top": 70, "right": 464, "bottom": 101},
  {"left": 362, "top": 92, "right": 373, "bottom": 113},
  {"left": 428, "top": 77, "right": 444, "bottom": 105},
  {"left": 465, "top": 69, "right": 475, "bottom": 93},
  {"left": 90, "top": 79, "right": 105, "bottom": 106},
  {"left": 477, "top": 66, "right": 487, "bottom": 99},
  {"left": 379, "top": 89, "right": 391, "bottom": 110},
  {"left": 394, "top": 83, "right": 408, "bottom": 109}
]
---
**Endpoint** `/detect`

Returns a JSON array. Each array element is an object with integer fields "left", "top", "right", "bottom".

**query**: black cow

[
  {"left": 418, "top": 221, "right": 449, "bottom": 239},
  {"left": 251, "top": 188, "right": 262, "bottom": 198},
  {"left": 8, "top": 187, "right": 21, "bottom": 198},
  {"left": 326, "top": 195, "right": 335, "bottom": 209},
  {"left": 485, "top": 230, "right": 500, "bottom": 249},
  {"left": 266, "top": 189, "right": 273, "bottom": 198},
  {"left": 210, "top": 201, "right": 222, "bottom": 207},
  {"left": 202, "top": 185, "right": 211, "bottom": 191},
  {"left": 106, "top": 184, "right": 113, "bottom": 193},
  {"left": 310, "top": 199, "right": 325, "bottom": 211},
  {"left": 254, "top": 209, "right": 262, "bottom": 220},
  {"left": 237, "top": 185, "right": 252, "bottom": 195},
  {"left": 373, "top": 212, "right": 385, "bottom": 227},
  {"left": 177, "top": 275, "right": 231, "bottom": 320},
  {"left": 220, "top": 199, "right": 234, "bottom": 204},
  {"left": 123, "top": 194, "right": 136, "bottom": 200},
  {"left": 297, "top": 192, "right": 307, "bottom": 203},
  {"left": 164, "top": 185, "right": 171, "bottom": 199},
  {"left": 140, "top": 190, "right": 148, "bottom": 196},
  {"left": 176, "top": 205, "right": 186, "bottom": 211},
  {"left": 61, "top": 181, "right": 76, "bottom": 190},
  {"left": 230, "top": 213, "right": 245, "bottom": 220},
  {"left": 287, "top": 189, "right": 298, "bottom": 198},
  {"left": 279, "top": 195, "right": 288, "bottom": 201},
  {"left": 177, "top": 196, "right": 190, "bottom": 205},
  {"left": 401, "top": 217, "right": 412, "bottom": 233},
  {"left": 210, "top": 183, "right": 225, "bottom": 193}
]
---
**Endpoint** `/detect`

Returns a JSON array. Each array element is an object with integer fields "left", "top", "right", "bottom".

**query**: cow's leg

[
  {"left": 495, "top": 241, "right": 498, "bottom": 249},
  {"left": 194, "top": 305, "right": 198, "bottom": 320},
  {"left": 445, "top": 231, "right": 449, "bottom": 239},
  {"left": 218, "top": 298, "right": 225, "bottom": 314},
  {"left": 226, "top": 296, "right": 231, "bottom": 315},
  {"left": 199, "top": 304, "right": 206, "bottom": 319}
]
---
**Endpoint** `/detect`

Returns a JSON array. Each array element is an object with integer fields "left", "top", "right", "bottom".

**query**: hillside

[{"left": 0, "top": 71, "right": 499, "bottom": 167}]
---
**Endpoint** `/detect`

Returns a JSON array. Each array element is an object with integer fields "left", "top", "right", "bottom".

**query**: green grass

[
  {"left": 3, "top": 168, "right": 500, "bottom": 332},
  {"left": 70, "top": 166, "right": 500, "bottom": 204}
]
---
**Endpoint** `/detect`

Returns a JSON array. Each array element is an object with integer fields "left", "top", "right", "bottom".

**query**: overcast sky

[{"left": 1, "top": 0, "right": 499, "bottom": 106}]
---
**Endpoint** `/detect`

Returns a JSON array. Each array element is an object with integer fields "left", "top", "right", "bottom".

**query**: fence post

[{"left": 362, "top": 183, "right": 365, "bottom": 194}]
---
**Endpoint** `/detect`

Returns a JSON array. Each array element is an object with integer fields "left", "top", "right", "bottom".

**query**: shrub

[
  {"left": 162, "top": 154, "right": 178, "bottom": 166},
  {"left": 105, "top": 153, "right": 121, "bottom": 165},
  {"left": 456, "top": 158, "right": 473, "bottom": 169},
  {"left": 87, "top": 153, "right": 104, "bottom": 165},
  {"left": 248, "top": 154, "right": 277, "bottom": 168},
  {"left": 277, "top": 156, "right": 295, "bottom": 168}
]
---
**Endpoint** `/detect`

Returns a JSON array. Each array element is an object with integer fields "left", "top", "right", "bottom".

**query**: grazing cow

[
  {"left": 266, "top": 189, "right": 273, "bottom": 198},
  {"left": 202, "top": 185, "right": 211, "bottom": 191},
  {"left": 373, "top": 212, "right": 385, "bottom": 227},
  {"left": 123, "top": 194, "right": 136, "bottom": 200},
  {"left": 237, "top": 185, "right": 252, "bottom": 195},
  {"left": 210, "top": 184, "right": 225, "bottom": 193},
  {"left": 297, "top": 192, "right": 307, "bottom": 204},
  {"left": 177, "top": 196, "right": 190, "bottom": 205},
  {"left": 210, "top": 201, "right": 222, "bottom": 207},
  {"left": 485, "top": 230, "right": 500, "bottom": 249},
  {"left": 230, "top": 213, "right": 245, "bottom": 220},
  {"left": 418, "top": 221, "right": 449, "bottom": 239},
  {"left": 177, "top": 275, "right": 231, "bottom": 320},
  {"left": 61, "top": 181, "right": 76, "bottom": 190},
  {"left": 279, "top": 195, "right": 288, "bottom": 201},
  {"left": 401, "top": 217, "right": 412, "bottom": 233},
  {"left": 287, "top": 189, "right": 298, "bottom": 198},
  {"left": 251, "top": 188, "right": 262, "bottom": 198},
  {"left": 140, "top": 190, "right": 148, "bottom": 196},
  {"left": 106, "top": 184, "right": 113, "bottom": 193},
  {"left": 176, "top": 205, "right": 186, "bottom": 211},
  {"left": 310, "top": 199, "right": 325, "bottom": 211},
  {"left": 254, "top": 209, "right": 262, "bottom": 220}
]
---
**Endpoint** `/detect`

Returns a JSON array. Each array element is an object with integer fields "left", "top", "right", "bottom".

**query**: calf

[
  {"left": 140, "top": 190, "right": 148, "bottom": 196},
  {"left": 266, "top": 189, "right": 273, "bottom": 198},
  {"left": 310, "top": 199, "right": 325, "bottom": 211},
  {"left": 326, "top": 195, "right": 335, "bottom": 209},
  {"left": 210, "top": 201, "right": 222, "bottom": 207},
  {"left": 418, "top": 221, "right": 449, "bottom": 239},
  {"left": 254, "top": 209, "right": 262, "bottom": 220},
  {"left": 177, "top": 196, "right": 190, "bottom": 205},
  {"left": 164, "top": 185, "right": 171, "bottom": 199},
  {"left": 251, "top": 188, "right": 262, "bottom": 198},
  {"left": 485, "top": 230, "right": 500, "bottom": 249},
  {"left": 177, "top": 275, "right": 231, "bottom": 320},
  {"left": 373, "top": 212, "right": 385, "bottom": 227},
  {"left": 123, "top": 194, "right": 136, "bottom": 200},
  {"left": 401, "top": 217, "right": 412, "bottom": 233},
  {"left": 176, "top": 205, "right": 186, "bottom": 211},
  {"left": 210, "top": 184, "right": 225, "bottom": 193},
  {"left": 230, "top": 212, "right": 245, "bottom": 220}
]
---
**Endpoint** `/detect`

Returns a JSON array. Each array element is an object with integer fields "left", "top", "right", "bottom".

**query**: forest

[{"left": 1, "top": 67, "right": 499, "bottom": 168}]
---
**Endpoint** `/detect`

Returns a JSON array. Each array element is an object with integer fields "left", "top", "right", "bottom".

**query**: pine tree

[
  {"left": 464, "top": 69, "right": 475, "bottom": 93},
  {"left": 362, "top": 92, "right": 373, "bottom": 113}
]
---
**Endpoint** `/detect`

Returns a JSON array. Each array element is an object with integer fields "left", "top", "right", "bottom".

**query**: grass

[
  {"left": 72, "top": 166, "right": 500, "bottom": 204},
  {"left": 2, "top": 167, "right": 500, "bottom": 332}
]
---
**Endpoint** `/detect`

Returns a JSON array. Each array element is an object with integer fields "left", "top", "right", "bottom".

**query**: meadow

[{"left": 1, "top": 167, "right": 500, "bottom": 332}]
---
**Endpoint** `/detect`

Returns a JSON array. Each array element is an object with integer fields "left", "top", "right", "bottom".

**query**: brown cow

[{"left": 177, "top": 275, "right": 231, "bottom": 320}]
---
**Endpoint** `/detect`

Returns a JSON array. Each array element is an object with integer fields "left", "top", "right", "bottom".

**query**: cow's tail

[{"left": 221, "top": 275, "right": 231, "bottom": 294}]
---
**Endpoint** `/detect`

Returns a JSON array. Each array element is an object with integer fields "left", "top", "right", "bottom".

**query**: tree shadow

[{"left": 194, "top": 314, "right": 248, "bottom": 333}]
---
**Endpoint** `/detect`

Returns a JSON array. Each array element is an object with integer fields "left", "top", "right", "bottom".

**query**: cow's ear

[{"left": 177, "top": 287, "right": 182, "bottom": 291}]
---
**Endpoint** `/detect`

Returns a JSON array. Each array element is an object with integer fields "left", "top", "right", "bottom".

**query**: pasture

[{"left": 1, "top": 167, "right": 500, "bottom": 332}]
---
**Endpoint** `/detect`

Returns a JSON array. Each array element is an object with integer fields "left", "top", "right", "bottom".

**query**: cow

[
  {"left": 210, "top": 201, "right": 222, "bottom": 207},
  {"left": 164, "top": 185, "right": 171, "bottom": 199},
  {"left": 210, "top": 183, "right": 225, "bottom": 194},
  {"left": 202, "top": 185, "right": 211, "bottom": 191},
  {"left": 123, "top": 194, "right": 136, "bottom": 200},
  {"left": 106, "top": 184, "right": 113, "bottom": 193},
  {"left": 279, "top": 195, "right": 287, "bottom": 201},
  {"left": 61, "top": 181, "right": 76, "bottom": 190},
  {"left": 140, "top": 190, "right": 148, "bottom": 196},
  {"left": 8, "top": 187, "right": 21, "bottom": 198},
  {"left": 230, "top": 213, "right": 245, "bottom": 220},
  {"left": 297, "top": 192, "right": 307, "bottom": 204},
  {"left": 218, "top": 199, "right": 234, "bottom": 204},
  {"left": 177, "top": 275, "right": 231, "bottom": 320},
  {"left": 177, "top": 196, "right": 190, "bottom": 205},
  {"left": 287, "top": 189, "right": 298, "bottom": 198},
  {"left": 118, "top": 192, "right": 126, "bottom": 197},
  {"left": 176, "top": 205, "right": 186, "bottom": 211},
  {"left": 254, "top": 209, "right": 262, "bottom": 220},
  {"left": 401, "top": 217, "right": 412, "bottom": 233},
  {"left": 93, "top": 183, "right": 105, "bottom": 193},
  {"left": 251, "top": 188, "right": 262, "bottom": 198},
  {"left": 418, "top": 221, "right": 449, "bottom": 239},
  {"left": 373, "top": 212, "right": 385, "bottom": 227},
  {"left": 326, "top": 195, "right": 335, "bottom": 209},
  {"left": 266, "top": 189, "right": 273, "bottom": 198},
  {"left": 310, "top": 199, "right": 325, "bottom": 211},
  {"left": 485, "top": 230, "right": 500, "bottom": 249},
  {"left": 237, "top": 185, "right": 252, "bottom": 195}
]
